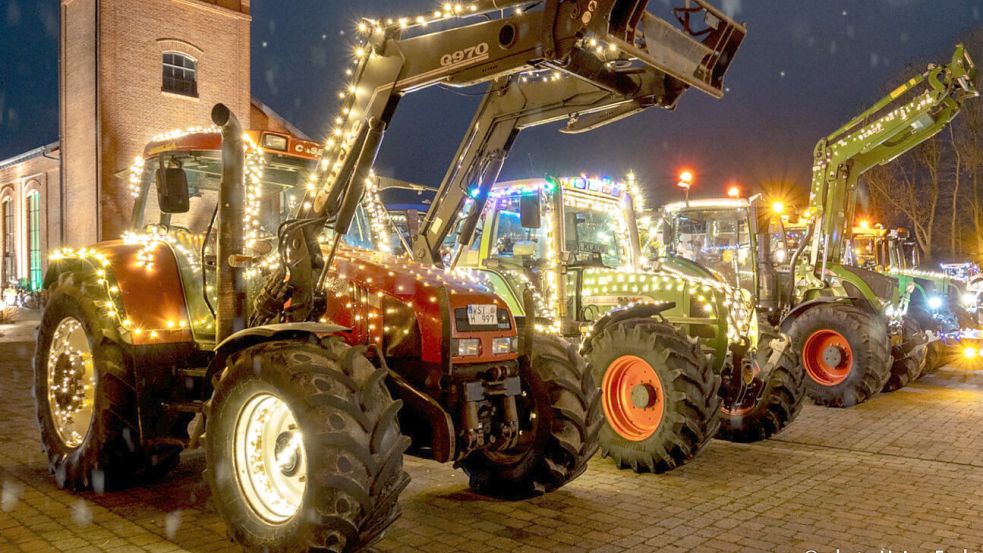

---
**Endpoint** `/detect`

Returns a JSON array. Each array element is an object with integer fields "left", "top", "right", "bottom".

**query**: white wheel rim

[
  {"left": 233, "top": 392, "right": 307, "bottom": 524},
  {"left": 46, "top": 317, "right": 96, "bottom": 448}
]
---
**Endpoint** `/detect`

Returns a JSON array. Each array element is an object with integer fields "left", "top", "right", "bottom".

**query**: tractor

[
  {"left": 653, "top": 44, "right": 979, "bottom": 406},
  {"left": 846, "top": 224, "right": 981, "bottom": 370},
  {"left": 33, "top": 0, "right": 746, "bottom": 550},
  {"left": 419, "top": 174, "right": 802, "bottom": 474}
]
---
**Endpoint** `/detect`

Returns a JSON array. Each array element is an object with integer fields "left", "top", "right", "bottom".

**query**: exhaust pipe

[{"left": 211, "top": 103, "right": 247, "bottom": 342}]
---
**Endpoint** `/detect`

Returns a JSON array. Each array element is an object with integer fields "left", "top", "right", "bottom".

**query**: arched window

[
  {"left": 26, "top": 190, "right": 41, "bottom": 291},
  {"left": 162, "top": 52, "right": 198, "bottom": 97},
  {"left": 1, "top": 197, "right": 13, "bottom": 286}
]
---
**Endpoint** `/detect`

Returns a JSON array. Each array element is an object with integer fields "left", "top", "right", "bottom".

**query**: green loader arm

[{"left": 805, "top": 45, "right": 978, "bottom": 277}]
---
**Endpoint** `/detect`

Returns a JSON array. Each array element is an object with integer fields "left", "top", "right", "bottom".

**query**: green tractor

[
  {"left": 847, "top": 224, "right": 981, "bottom": 370},
  {"left": 653, "top": 44, "right": 978, "bottom": 407},
  {"left": 444, "top": 174, "right": 804, "bottom": 473}
]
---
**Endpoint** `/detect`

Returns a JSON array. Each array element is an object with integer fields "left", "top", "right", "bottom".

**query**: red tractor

[{"left": 35, "top": 117, "right": 598, "bottom": 552}]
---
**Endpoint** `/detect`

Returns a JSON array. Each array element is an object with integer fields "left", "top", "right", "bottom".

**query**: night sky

[{"left": 1, "top": 0, "right": 981, "bottom": 202}]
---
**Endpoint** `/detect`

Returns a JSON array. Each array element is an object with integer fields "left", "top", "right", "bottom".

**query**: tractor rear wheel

[
  {"left": 584, "top": 320, "right": 719, "bottom": 473},
  {"left": 461, "top": 334, "right": 600, "bottom": 498},
  {"left": 34, "top": 274, "right": 180, "bottom": 491},
  {"left": 204, "top": 337, "right": 409, "bottom": 553},
  {"left": 717, "top": 329, "right": 805, "bottom": 443},
  {"left": 883, "top": 316, "right": 927, "bottom": 392},
  {"left": 788, "top": 304, "right": 891, "bottom": 408}
]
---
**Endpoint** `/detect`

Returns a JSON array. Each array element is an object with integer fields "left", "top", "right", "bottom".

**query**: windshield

[
  {"left": 562, "top": 194, "right": 628, "bottom": 268},
  {"left": 486, "top": 195, "right": 547, "bottom": 268},
  {"left": 134, "top": 149, "right": 375, "bottom": 251},
  {"left": 672, "top": 208, "right": 752, "bottom": 291},
  {"left": 847, "top": 235, "right": 880, "bottom": 269}
]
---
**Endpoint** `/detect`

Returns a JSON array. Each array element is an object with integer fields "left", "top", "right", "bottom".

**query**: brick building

[
  {"left": 0, "top": 144, "right": 61, "bottom": 290},
  {"left": 0, "top": 0, "right": 301, "bottom": 290}
]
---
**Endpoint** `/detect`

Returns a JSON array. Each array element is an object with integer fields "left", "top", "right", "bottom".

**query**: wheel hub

[
  {"left": 822, "top": 345, "right": 844, "bottom": 367},
  {"left": 802, "top": 329, "right": 854, "bottom": 387},
  {"left": 602, "top": 355, "right": 665, "bottom": 442},
  {"left": 234, "top": 393, "right": 307, "bottom": 524},
  {"left": 274, "top": 431, "right": 301, "bottom": 477},
  {"left": 630, "top": 383, "right": 658, "bottom": 409},
  {"left": 46, "top": 317, "right": 96, "bottom": 448}
]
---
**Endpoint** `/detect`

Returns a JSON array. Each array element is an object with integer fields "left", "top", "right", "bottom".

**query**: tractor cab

[
  {"left": 656, "top": 196, "right": 793, "bottom": 322},
  {"left": 121, "top": 130, "right": 382, "bottom": 345},
  {"left": 460, "top": 176, "right": 642, "bottom": 330}
]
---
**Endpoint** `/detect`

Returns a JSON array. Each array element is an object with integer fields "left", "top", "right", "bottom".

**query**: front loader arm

[
  {"left": 806, "top": 44, "right": 978, "bottom": 273},
  {"left": 412, "top": 69, "right": 674, "bottom": 266},
  {"left": 251, "top": 0, "right": 745, "bottom": 325}
]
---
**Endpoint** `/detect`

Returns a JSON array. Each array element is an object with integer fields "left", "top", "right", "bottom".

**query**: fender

[
  {"left": 584, "top": 301, "right": 675, "bottom": 346},
  {"left": 779, "top": 296, "right": 867, "bottom": 333},
  {"left": 47, "top": 241, "right": 194, "bottom": 346},
  {"left": 208, "top": 322, "right": 349, "bottom": 382}
]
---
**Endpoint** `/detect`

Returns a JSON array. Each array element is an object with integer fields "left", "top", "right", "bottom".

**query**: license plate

[{"left": 467, "top": 304, "right": 497, "bottom": 326}]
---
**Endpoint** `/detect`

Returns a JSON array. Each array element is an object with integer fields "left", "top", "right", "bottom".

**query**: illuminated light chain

[
  {"left": 50, "top": 235, "right": 199, "bottom": 340},
  {"left": 809, "top": 88, "right": 943, "bottom": 217},
  {"left": 306, "top": 3, "right": 626, "bottom": 231},
  {"left": 127, "top": 126, "right": 223, "bottom": 200},
  {"left": 127, "top": 156, "right": 145, "bottom": 199},
  {"left": 242, "top": 134, "right": 269, "bottom": 252},
  {"left": 486, "top": 175, "right": 755, "bottom": 343},
  {"left": 363, "top": 173, "right": 394, "bottom": 255},
  {"left": 46, "top": 318, "right": 96, "bottom": 443}
]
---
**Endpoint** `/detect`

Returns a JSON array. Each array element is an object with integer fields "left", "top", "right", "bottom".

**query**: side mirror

[
  {"left": 519, "top": 194, "right": 542, "bottom": 229},
  {"left": 156, "top": 167, "right": 190, "bottom": 214}
]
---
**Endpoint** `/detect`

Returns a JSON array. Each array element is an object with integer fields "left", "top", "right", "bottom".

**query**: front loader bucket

[{"left": 607, "top": 0, "right": 746, "bottom": 99}]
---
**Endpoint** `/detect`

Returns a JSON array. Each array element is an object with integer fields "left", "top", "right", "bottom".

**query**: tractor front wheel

[
  {"left": 34, "top": 274, "right": 180, "bottom": 491},
  {"left": 717, "top": 329, "right": 805, "bottom": 443},
  {"left": 461, "top": 334, "right": 601, "bottom": 498},
  {"left": 204, "top": 337, "right": 409, "bottom": 553},
  {"left": 584, "top": 320, "right": 719, "bottom": 473},
  {"left": 788, "top": 304, "right": 891, "bottom": 408}
]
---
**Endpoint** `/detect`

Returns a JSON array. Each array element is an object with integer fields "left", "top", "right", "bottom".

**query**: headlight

[
  {"left": 961, "top": 292, "right": 977, "bottom": 307},
  {"left": 492, "top": 337, "right": 517, "bottom": 355},
  {"left": 453, "top": 338, "right": 480, "bottom": 357},
  {"left": 927, "top": 295, "right": 944, "bottom": 310}
]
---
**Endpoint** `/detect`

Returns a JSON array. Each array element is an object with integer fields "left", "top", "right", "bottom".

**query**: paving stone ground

[{"left": 2, "top": 331, "right": 983, "bottom": 553}]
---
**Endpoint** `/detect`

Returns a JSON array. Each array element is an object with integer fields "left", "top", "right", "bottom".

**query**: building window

[
  {"left": 27, "top": 191, "right": 41, "bottom": 291},
  {"left": 2, "top": 199, "right": 13, "bottom": 286},
  {"left": 162, "top": 52, "right": 198, "bottom": 97}
]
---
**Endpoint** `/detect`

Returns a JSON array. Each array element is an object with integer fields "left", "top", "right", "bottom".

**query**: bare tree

[{"left": 866, "top": 135, "right": 944, "bottom": 260}]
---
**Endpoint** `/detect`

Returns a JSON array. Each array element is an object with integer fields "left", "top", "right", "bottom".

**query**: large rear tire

[
  {"left": 34, "top": 273, "right": 180, "bottom": 491},
  {"left": 787, "top": 304, "right": 891, "bottom": 408},
  {"left": 883, "top": 316, "right": 927, "bottom": 392},
  {"left": 584, "top": 320, "right": 719, "bottom": 473},
  {"left": 717, "top": 329, "right": 805, "bottom": 443},
  {"left": 461, "top": 334, "right": 601, "bottom": 498},
  {"left": 204, "top": 337, "right": 410, "bottom": 553}
]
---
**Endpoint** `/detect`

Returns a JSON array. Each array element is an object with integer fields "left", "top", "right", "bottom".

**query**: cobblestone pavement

[{"left": 2, "top": 338, "right": 983, "bottom": 553}]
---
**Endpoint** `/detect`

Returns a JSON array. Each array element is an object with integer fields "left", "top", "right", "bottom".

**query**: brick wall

[
  {"left": 61, "top": 0, "right": 99, "bottom": 247},
  {"left": 62, "top": 0, "right": 251, "bottom": 243}
]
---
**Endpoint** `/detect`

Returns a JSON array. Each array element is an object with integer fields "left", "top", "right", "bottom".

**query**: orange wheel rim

[
  {"left": 602, "top": 355, "right": 664, "bottom": 441},
  {"left": 802, "top": 329, "right": 853, "bottom": 386}
]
